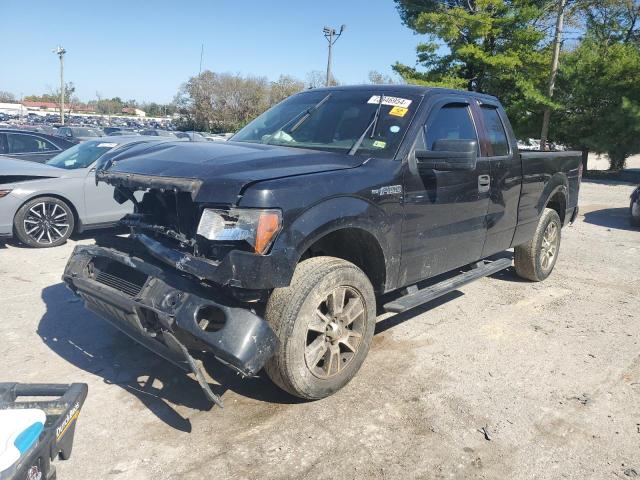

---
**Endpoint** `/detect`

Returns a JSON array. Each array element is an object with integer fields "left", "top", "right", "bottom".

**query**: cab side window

[
  {"left": 480, "top": 106, "right": 509, "bottom": 156},
  {"left": 425, "top": 104, "right": 477, "bottom": 150}
]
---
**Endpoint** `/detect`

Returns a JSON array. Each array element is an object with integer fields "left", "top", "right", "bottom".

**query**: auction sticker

[
  {"left": 389, "top": 106, "right": 408, "bottom": 117},
  {"left": 97, "top": 143, "right": 118, "bottom": 148},
  {"left": 367, "top": 95, "right": 412, "bottom": 108}
]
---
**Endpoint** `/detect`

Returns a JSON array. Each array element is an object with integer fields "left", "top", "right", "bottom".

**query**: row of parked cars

[{"left": 0, "top": 128, "right": 232, "bottom": 247}]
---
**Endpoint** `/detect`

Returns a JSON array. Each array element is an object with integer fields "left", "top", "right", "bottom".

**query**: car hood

[
  {"left": 0, "top": 157, "right": 65, "bottom": 184},
  {"left": 98, "top": 140, "right": 366, "bottom": 203}
]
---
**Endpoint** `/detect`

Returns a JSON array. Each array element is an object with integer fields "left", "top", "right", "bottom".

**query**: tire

[
  {"left": 264, "top": 256, "right": 376, "bottom": 400},
  {"left": 514, "top": 208, "right": 562, "bottom": 282},
  {"left": 630, "top": 198, "right": 640, "bottom": 227},
  {"left": 13, "top": 196, "right": 75, "bottom": 248}
]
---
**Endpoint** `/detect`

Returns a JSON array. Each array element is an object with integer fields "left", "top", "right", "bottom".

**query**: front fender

[{"left": 271, "top": 196, "right": 400, "bottom": 290}]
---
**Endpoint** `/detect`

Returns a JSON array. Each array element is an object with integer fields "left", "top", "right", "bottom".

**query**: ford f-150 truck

[{"left": 62, "top": 86, "right": 581, "bottom": 406}]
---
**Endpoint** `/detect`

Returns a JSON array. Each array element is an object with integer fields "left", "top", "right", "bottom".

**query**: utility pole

[
  {"left": 540, "top": 0, "right": 566, "bottom": 151},
  {"left": 323, "top": 25, "right": 345, "bottom": 87},
  {"left": 52, "top": 45, "right": 67, "bottom": 124},
  {"left": 199, "top": 43, "right": 204, "bottom": 75}
]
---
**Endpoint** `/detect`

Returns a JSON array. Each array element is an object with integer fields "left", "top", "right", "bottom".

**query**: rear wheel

[
  {"left": 264, "top": 257, "right": 376, "bottom": 400},
  {"left": 13, "top": 197, "right": 75, "bottom": 248},
  {"left": 514, "top": 208, "right": 561, "bottom": 282}
]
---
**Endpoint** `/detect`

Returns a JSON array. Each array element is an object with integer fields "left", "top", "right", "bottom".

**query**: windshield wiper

[
  {"left": 348, "top": 95, "right": 384, "bottom": 156},
  {"left": 264, "top": 93, "right": 332, "bottom": 145}
]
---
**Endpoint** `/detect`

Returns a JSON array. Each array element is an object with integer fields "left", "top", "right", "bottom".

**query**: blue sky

[{"left": 1, "top": 0, "right": 423, "bottom": 103}]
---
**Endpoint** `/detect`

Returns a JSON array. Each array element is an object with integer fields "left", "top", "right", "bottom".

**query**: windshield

[
  {"left": 46, "top": 140, "right": 117, "bottom": 169},
  {"left": 71, "top": 127, "right": 100, "bottom": 137},
  {"left": 232, "top": 90, "right": 421, "bottom": 158}
]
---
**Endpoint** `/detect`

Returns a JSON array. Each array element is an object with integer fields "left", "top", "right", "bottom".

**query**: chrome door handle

[{"left": 478, "top": 175, "right": 490, "bottom": 193}]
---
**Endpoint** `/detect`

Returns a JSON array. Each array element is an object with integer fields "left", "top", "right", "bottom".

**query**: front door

[
  {"left": 398, "top": 97, "right": 491, "bottom": 286},
  {"left": 82, "top": 167, "right": 133, "bottom": 225}
]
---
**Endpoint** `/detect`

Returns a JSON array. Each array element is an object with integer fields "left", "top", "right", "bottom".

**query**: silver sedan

[{"left": 0, "top": 136, "right": 172, "bottom": 247}]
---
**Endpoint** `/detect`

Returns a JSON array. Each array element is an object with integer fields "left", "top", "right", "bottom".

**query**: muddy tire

[
  {"left": 514, "top": 208, "right": 562, "bottom": 282},
  {"left": 264, "top": 256, "right": 376, "bottom": 400},
  {"left": 13, "top": 196, "right": 75, "bottom": 248}
]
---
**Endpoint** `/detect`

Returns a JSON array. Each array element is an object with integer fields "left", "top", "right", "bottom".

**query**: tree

[
  {"left": 367, "top": 70, "right": 401, "bottom": 84},
  {"left": 0, "top": 91, "right": 16, "bottom": 103},
  {"left": 554, "top": 39, "right": 640, "bottom": 170},
  {"left": 175, "top": 70, "right": 271, "bottom": 132},
  {"left": 270, "top": 75, "right": 305, "bottom": 104},
  {"left": 392, "top": 0, "right": 554, "bottom": 137},
  {"left": 306, "top": 70, "right": 338, "bottom": 88}
]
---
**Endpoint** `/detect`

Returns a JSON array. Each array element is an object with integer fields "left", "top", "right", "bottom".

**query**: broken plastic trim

[{"left": 97, "top": 171, "right": 203, "bottom": 199}]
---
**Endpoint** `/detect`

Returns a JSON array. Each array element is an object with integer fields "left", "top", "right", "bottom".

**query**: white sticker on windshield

[
  {"left": 367, "top": 95, "right": 412, "bottom": 108},
  {"left": 390, "top": 125, "right": 400, "bottom": 133},
  {"left": 64, "top": 160, "right": 75, "bottom": 166},
  {"left": 97, "top": 143, "right": 118, "bottom": 148}
]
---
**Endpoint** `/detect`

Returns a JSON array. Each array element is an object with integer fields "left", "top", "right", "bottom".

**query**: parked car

[
  {"left": 55, "top": 126, "right": 102, "bottom": 142},
  {"left": 174, "top": 131, "right": 207, "bottom": 141},
  {"left": 0, "top": 129, "right": 75, "bottom": 163},
  {"left": 0, "top": 136, "right": 173, "bottom": 247},
  {"left": 63, "top": 85, "right": 582, "bottom": 406},
  {"left": 138, "top": 129, "right": 177, "bottom": 137},
  {"left": 107, "top": 130, "right": 140, "bottom": 136},
  {"left": 631, "top": 185, "right": 640, "bottom": 226}
]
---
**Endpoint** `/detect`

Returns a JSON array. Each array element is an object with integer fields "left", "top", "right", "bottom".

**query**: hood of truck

[{"left": 98, "top": 140, "right": 365, "bottom": 203}]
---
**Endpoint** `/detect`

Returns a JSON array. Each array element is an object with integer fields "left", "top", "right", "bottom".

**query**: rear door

[
  {"left": 472, "top": 100, "right": 522, "bottom": 257},
  {"left": 398, "top": 96, "right": 491, "bottom": 286}
]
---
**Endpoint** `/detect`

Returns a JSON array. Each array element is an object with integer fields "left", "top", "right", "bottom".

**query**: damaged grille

[{"left": 89, "top": 257, "right": 148, "bottom": 297}]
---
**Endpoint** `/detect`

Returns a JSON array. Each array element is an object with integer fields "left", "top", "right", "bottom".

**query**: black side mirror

[{"left": 415, "top": 139, "right": 478, "bottom": 172}]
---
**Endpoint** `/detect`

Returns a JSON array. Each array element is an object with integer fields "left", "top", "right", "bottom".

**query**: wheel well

[
  {"left": 300, "top": 228, "right": 386, "bottom": 293},
  {"left": 546, "top": 190, "right": 567, "bottom": 224},
  {"left": 16, "top": 194, "right": 80, "bottom": 233}
]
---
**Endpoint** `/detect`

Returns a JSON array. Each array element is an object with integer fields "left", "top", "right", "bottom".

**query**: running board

[{"left": 383, "top": 258, "right": 512, "bottom": 313}]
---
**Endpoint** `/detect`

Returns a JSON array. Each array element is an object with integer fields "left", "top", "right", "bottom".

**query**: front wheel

[
  {"left": 13, "top": 197, "right": 75, "bottom": 248},
  {"left": 514, "top": 208, "right": 562, "bottom": 282},
  {"left": 264, "top": 257, "right": 376, "bottom": 400}
]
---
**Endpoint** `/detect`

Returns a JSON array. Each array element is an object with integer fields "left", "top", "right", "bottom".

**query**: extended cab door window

[{"left": 479, "top": 106, "right": 510, "bottom": 156}]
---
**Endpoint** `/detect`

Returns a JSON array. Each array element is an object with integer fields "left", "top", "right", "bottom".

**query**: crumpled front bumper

[{"left": 62, "top": 244, "right": 278, "bottom": 406}]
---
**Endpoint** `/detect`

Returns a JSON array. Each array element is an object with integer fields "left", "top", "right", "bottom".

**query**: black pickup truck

[{"left": 63, "top": 85, "right": 581, "bottom": 406}]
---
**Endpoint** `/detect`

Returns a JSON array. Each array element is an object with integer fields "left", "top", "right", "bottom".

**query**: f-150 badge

[{"left": 372, "top": 185, "right": 402, "bottom": 196}]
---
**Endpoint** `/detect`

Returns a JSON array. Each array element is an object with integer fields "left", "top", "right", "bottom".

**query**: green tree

[
  {"left": 554, "top": 38, "right": 640, "bottom": 170},
  {"left": 392, "top": 0, "right": 554, "bottom": 136}
]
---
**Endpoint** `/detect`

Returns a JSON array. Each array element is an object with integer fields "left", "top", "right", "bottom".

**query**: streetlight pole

[
  {"left": 323, "top": 25, "right": 345, "bottom": 87},
  {"left": 52, "top": 45, "right": 67, "bottom": 124}
]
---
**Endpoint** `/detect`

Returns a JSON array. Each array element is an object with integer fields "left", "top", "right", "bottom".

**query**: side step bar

[{"left": 383, "top": 258, "right": 512, "bottom": 313}]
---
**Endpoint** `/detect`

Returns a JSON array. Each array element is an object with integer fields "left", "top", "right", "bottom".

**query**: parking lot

[{"left": 1, "top": 179, "right": 638, "bottom": 480}]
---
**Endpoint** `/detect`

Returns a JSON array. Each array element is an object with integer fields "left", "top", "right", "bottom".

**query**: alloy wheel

[
  {"left": 540, "top": 220, "right": 559, "bottom": 271},
  {"left": 304, "top": 286, "right": 366, "bottom": 379},
  {"left": 23, "top": 201, "right": 70, "bottom": 245}
]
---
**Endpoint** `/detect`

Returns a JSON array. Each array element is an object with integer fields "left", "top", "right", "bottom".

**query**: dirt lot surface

[{"left": 1, "top": 180, "right": 639, "bottom": 480}]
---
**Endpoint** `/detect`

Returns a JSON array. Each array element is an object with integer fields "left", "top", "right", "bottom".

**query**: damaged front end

[{"left": 63, "top": 171, "right": 287, "bottom": 407}]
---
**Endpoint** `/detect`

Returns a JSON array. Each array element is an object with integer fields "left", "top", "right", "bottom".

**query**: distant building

[
  {"left": 122, "top": 107, "right": 146, "bottom": 117},
  {"left": 0, "top": 102, "right": 26, "bottom": 115},
  {"left": 22, "top": 101, "right": 93, "bottom": 114}
]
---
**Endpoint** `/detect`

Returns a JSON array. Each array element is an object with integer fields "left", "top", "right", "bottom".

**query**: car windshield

[
  {"left": 71, "top": 127, "right": 100, "bottom": 137},
  {"left": 231, "top": 90, "right": 421, "bottom": 158},
  {"left": 46, "top": 140, "right": 117, "bottom": 169}
]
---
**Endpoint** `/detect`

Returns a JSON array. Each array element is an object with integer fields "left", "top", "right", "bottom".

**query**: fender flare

[{"left": 537, "top": 173, "right": 568, "bottom": 218}]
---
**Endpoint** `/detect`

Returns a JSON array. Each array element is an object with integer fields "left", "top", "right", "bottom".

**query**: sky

[{"left": 0, "top": 0, "right": 423, "bottom": 103}]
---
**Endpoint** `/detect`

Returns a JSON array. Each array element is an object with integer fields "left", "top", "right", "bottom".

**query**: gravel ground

[{"left": 1, "top": 180, "right": 639, "bottom": 480}]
